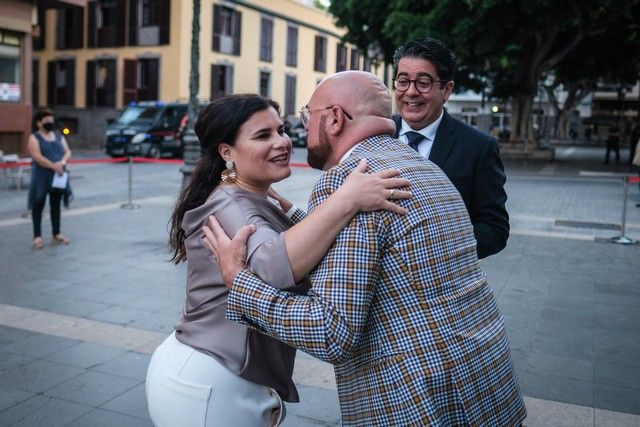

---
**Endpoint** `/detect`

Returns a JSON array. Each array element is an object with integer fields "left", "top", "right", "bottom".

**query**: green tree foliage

[{"left": 330, "top": 0, "right": 640, "bottom": 143}]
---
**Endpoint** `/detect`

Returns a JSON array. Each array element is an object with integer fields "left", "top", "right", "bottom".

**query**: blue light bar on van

[{"left": 129, "top": 101, "right": 137, "bottom": 106}]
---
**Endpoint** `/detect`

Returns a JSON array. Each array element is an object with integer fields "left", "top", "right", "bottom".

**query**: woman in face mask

[{"left": 27, "top": 108, "right": 72, "bottom": 249}]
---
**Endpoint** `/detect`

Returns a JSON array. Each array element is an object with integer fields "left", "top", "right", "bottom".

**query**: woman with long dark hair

[{"left": 145, "top": 94, "right": 410, "bottom": 426}]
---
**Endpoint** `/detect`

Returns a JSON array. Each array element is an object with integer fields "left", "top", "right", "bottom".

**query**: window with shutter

[
  {"left": 286, "top": 26, "right": 297, "bottom": 67},
  {"left": 213, "top": 6, "right": 241, "bottom": 56},
  {"left": 259, "top": 71, "right": 270, "bottom": 97},
  {"left": 260, "top": 17, "right": 273, "bottom": 63},
  {"left": 123, "top": 59, "right": 138, "bottom": 105},
  {"left": 336, "top": 44, "right": 347, "bottom": 72},
  {"left": 350, "top": 49, "right": 360, "bottom": 70},
  {"left": 314, "top": 36, "right": 326, "bottom": 72},
  {"left": 210, "top": 64, "right": 233, "bottom": 99},
  {"left": 56, "top": 7, "right": 84, "bottom": 50},
  {"left": 285, "top": 74, "right": 296, "bottom": 116}
]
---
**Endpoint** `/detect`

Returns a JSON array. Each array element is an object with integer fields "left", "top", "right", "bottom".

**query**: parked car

[
  {"left": 103, "top": 101, "right": 188, "bottom": 158},
  {"left": 283, "top": 115, "right": 307, "bottom": 147}
]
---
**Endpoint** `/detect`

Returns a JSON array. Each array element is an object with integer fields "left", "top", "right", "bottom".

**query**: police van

[{"left": 104, "top": 101, "right": 188, "bottom": 158}]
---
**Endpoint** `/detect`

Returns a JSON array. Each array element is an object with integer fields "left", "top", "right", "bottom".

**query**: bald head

[{"left": 316, "top": 71, "right": 391, "bottom": 118}]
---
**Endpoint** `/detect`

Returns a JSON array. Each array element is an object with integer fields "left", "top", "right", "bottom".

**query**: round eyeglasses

[
  {"left": 299, "top": 105, "right": 353, "bottom": 127},
  {"left": 392, "top": 77, "right": 445, "bottom": 94}
]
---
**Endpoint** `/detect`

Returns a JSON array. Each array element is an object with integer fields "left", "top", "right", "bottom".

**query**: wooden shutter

[
  {"left": 32, "top": 60, "right": 39, "bottom": 107},
  {"left": 212, "top": 5, "right": 220, "bottom": 51},
  {"left": 72, "top": 7, "right": 84, "bottom": 48},
  {"left": 66, "top": 60, "right": 76, "bottom": 106},
  {"left": 232, "top": 10, "right": 241, "bottom": 55},
  {"left": 159, "top": 0, "right": 170, "bottom": 45},
  {"left": 210, "top": 65, "right": 219, "bottom": 99},
  {"left": 129, "top": 0, "right": 138, "bottom": 46},
  {"left": 224, "top": 65, "right": 233, "bottom": 95},
  {"left": 123, "top": 59, "right": 138, "bottom": 105},
  {"left": 86, "top": 60, "right": 96, "bottom": 107},
  {"left": 47, "top": 61, "right": 56, "bottom": 106},
  {"left": 87, "top": 1, "right": 96, "bottom": 48},
  {"left": 115, "top": 0, "right": 126, "bottom": 46},
  {"left": 106, "top": 60, "right": 116, "bottom": 107},
  {"left": 286, "top": 26, "right": 297, "bottom": 67},
  {"left": 148, "top": 58, "right": 159, "bottom": 100},
  {"left": 33, "top": 6, "right": 46, "bottom": 51},
  {"left": 56, "top": 8, "right": 66, "bottom": 49}
]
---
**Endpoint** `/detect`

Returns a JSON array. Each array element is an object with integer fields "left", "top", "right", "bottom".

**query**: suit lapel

[
  {"left": 429, "top": 110, "right": 456, "bottom": 166},
  {"left": 392, "top": 114, "right": 402, "bottom": 138}
]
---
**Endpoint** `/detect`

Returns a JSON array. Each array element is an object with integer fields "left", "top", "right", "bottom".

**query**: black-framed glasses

[
  {"left": 299, "top": 105, "right": 353, "bottom": 127},
  {"left": 392, "top": 77, "right": 445, "bottom": 94}
]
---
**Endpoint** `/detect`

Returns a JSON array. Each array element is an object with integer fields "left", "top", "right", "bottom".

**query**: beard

[{"left": 306, "top": 117, "right": 333, "bottom": 170}]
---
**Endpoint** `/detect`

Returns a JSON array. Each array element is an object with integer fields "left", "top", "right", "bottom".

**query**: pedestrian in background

[
  {"left": 583, "top": 124, "right": 592, "bottom": 146},
  {"left": 27, "top": 108, "right": 72, "bottom": 249},
  {"left": 631, "top": 122, "right": 640, "bottom": 207},
  {"left": 604, "top": 121, "right": 620, "bottom": 164}
]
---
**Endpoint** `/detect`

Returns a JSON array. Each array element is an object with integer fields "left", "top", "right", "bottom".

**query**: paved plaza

[{"left": 0, "top": 146, "right": 639, "bottom": 426}]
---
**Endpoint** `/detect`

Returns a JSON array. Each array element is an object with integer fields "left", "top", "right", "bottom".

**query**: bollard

[
  {"left": 121, "top": 156, "right": 140, "bottom": 210},
  {"left": 609, "top": 175, "right": 637, "bottom": 245}
]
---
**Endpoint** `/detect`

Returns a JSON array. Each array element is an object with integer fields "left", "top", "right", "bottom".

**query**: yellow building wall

[{"left": 34, "top": 0, "right": 388, "bottom": 111}]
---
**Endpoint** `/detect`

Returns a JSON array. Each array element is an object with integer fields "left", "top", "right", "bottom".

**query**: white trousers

[{"left": 146, "top": 333, "right": 284, "bottom": 427}]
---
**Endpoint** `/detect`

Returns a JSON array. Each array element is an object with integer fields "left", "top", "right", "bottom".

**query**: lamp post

[{"left": 180, "top": 0, "right": 201, "bottom": 189}]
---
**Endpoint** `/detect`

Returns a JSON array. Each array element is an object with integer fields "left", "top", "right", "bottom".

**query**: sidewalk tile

[
  {"left": 0, "top": 395, "right": 91, "bottom": 427},
  {"left": 90, "top": 351, "right": 151, "bottom": 381},
  {"left": 100, "top": 383, "right": 149, "bottom": 419},
  {"left": 2, "top": 333, "right": 81, "bottom": 358},
  {"left": 594, "top": 383, "right": 640, "bottom": 415},
  {"left": 44, "top": 371, "right": 140, "bottom": 407},
  {"left": 45, "top": 341, "right": 126, "bottom": 369},
  {"left": 65, "top": 408, "right": 153, "bottom": 426},
  {"left": 0, "top": 359, "right": 84, "bottom": 393}
]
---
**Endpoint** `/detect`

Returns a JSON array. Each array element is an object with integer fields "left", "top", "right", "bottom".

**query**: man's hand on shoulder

[{"left": 202, "top": 216, "right": 256, "bottom": 288}]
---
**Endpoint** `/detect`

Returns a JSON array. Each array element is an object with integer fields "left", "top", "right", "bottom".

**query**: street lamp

[{"left": 180, "top": 0, "right": 201, "bottom": 189}]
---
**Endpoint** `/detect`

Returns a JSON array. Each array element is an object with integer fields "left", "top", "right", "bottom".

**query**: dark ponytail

[{"left": 169, "top": 94, "right": 280, "bottom": 263}]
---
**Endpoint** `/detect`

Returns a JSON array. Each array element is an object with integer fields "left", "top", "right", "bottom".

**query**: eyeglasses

[
  {"left": 299, "top": 105, "right": 353, "bottom": 127},
  {"left": 392, "top": 77, "right": 445, "bottom": 94}
]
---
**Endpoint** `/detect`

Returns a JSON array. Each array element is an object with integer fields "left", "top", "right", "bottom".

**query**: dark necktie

[{"left": 405, "top": 131, "right": 424, "bottom": 152}]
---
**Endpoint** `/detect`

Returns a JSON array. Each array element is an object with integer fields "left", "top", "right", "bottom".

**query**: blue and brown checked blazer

[{"left": 226, "top": 135, "right": 526, "bottom": 426}]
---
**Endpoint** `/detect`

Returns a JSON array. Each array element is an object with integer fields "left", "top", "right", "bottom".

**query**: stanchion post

[
  {"left": 609, "top": 175, "right": 637, "bottom": 245},
  {"left": 121, "top": 156, "right": 140, "bottom": 210}
]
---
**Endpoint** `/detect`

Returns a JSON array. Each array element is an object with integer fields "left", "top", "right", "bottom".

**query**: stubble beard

[{"left": 306, "top": 117, "right": 333, "bottom": 170}]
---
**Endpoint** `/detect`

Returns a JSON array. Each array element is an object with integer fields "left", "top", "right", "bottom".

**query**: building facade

[{"left": 29, "top": 0, "right": 382, "bottom": 152}]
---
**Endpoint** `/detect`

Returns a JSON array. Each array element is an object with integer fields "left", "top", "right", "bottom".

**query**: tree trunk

[
  {"left": 511, "top": 94, "right": 536, "bottom": 149},
  {"left": 181, "top": 0, "right": 201, "bottom": 189}
]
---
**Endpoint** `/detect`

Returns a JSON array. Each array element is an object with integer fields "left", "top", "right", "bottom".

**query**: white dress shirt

[{"left": 398, "top": 110, "right": 444, "bottom": 159}]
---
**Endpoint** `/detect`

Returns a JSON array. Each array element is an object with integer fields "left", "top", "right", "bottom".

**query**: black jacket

[{"left": 393, "top": 111, "right": 509, "bottom": 258}]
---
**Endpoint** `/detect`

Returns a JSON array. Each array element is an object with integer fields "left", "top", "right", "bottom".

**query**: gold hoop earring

[{"left": 221, "top": 160, "right": 236, "bottom": 182}]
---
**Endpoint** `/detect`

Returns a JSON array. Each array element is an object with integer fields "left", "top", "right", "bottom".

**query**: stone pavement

[{"left": 0, "top": 146, "right": 639, "bottom": 426}]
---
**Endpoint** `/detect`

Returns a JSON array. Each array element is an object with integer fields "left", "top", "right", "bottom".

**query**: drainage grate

[{"left": 554, "top": 219, "right": 620, "bottom": 230}]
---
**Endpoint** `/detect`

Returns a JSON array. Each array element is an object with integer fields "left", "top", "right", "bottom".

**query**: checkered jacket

[{"left": 227, "top": 135, "right": 526, "bottom": 425}]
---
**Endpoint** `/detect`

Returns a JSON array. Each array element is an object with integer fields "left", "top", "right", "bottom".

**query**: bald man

[{"left": 205, "top": 71, "right": 526, "bottom": 426}]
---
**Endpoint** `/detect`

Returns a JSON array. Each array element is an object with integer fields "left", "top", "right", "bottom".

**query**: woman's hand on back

[{"left": 338, "top": 159, "right": 412, "bottom": 215}]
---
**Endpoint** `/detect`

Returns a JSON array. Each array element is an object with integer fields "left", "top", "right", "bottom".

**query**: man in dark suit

[{"left": 392, "top": 37, "right": 509, "bottom": 258}]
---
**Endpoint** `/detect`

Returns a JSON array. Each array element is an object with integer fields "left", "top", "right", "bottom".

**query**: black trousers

[
  {"left": 32, "top": 191, "right": 62, "bottom": 238},
  {"left": 605, "top": 139, "right": 620, "bottom": 163}
]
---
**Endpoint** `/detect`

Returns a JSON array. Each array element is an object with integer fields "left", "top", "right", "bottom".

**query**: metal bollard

[
  {"left": 121, "top": 156, "right": 140, "bottom": 210},
  {"left": 609, "top": 175, "right": 637, "bottom": 245}
]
